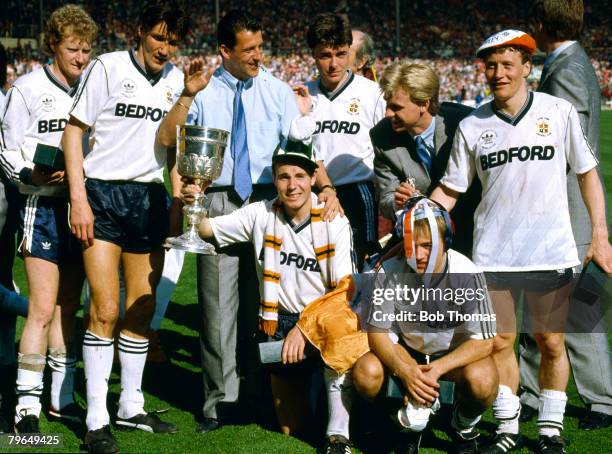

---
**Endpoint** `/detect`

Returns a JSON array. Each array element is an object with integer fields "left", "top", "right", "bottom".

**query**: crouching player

[
  {"left": 352, "top": 198, "right": 498, "bottom": 453},
  {"left": 182, "top": 139, "right": 357, "bottom": 452}
]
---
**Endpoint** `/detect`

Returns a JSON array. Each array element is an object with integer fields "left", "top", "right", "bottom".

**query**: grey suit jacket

[
  {"left": 371, "top": 102, "right": 480, "bottom": 255},
  {"left": 538, "top": 42, "right": 607, "bottom": 247}
]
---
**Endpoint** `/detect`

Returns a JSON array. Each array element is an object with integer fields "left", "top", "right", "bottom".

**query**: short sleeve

[
  {"left": 209, "top": 201, "right": 261, "bottom": 246},
  {"left": 565, "top": 104, "right": 598, "bottom": 175},
  {"left": 70, "top": 59, "right": 109, "bottom": 127},
  {"left": 439, "top": 127, "right": 475, "bottom": 194}
]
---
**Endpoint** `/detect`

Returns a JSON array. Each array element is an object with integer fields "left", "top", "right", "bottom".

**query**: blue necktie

[
  {"left": 231, "top": 81, "right": 252, "bottom": 201},
  {"left": 415, "top": 136, "right": 432, "bottom": 174}
]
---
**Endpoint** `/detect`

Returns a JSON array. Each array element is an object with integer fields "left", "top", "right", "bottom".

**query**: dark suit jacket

[
  {"left": 371, "top": 102, "right": 480, "bottom": 256},
  {"left": 538, "top": 42, "right": 607, "bottom": 247}
]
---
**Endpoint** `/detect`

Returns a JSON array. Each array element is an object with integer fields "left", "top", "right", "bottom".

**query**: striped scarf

[{"left": 259, "top": 193, "right": 337, "bottom": 336}]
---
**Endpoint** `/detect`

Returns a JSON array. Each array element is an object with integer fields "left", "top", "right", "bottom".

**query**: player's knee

[
  {"left": 492, "top": 333, "right": 515, "bottom": 353},
  {"left": 464, "top": 362, "right": 499, "bottom": 406},
  {"left": 535, "top": 333, "right": 565, "bottom": 359},
  {"left": 352, "top": 353, "right": 384, "bottom": 397},
  {"left": 27, "top": 300, "right": 56, "bottom": 327},
  {"left": 90, "top": 300, "right": 120, "bottom": 327},
  {"left": 125, "top": 294, "right": 156, "bottom": 319}
]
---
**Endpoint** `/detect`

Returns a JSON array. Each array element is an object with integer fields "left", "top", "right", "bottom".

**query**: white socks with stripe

[
  {"left": 492, "top": 385, "right": 520, "bottom": 435},
  {"left": 537, "top": 389, "right": 567, "bottom": 437},
  {"left": 117, "top": 333, "right": 148, "bottom": 420},
  {"left": 47, "top": 345, "right": 77, "bottom": 411},
  {"left": 324, "top": 368, "right": 352, "bottom": 439},
  {"left": 15, "top": 353, "right": 45, "bottom": 423},
  {"left": 83, "top": 330, "right": 114, "bottom": 431}
]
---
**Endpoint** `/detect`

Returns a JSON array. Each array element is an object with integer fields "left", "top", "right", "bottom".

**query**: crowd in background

[{"left": 1, "top": 0, "right": 610, "bottom": 104}]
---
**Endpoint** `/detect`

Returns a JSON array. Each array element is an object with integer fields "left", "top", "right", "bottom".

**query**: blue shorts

[
  {"left": 18, "top": 194, "right": 81, "bottom": 264},
  {"left": 86, "top": 178, "right": 170, "bottom": 253}
]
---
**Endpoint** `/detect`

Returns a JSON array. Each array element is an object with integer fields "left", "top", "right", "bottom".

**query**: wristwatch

[{"left": 319, "top": 184, "right": 336, "bottom": 193}]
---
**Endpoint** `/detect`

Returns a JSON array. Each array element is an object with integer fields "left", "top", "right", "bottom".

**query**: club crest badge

[
  {"left": 347, "top": 98, "right": 360, "bottom": 115},
  {"left": 536, "top": 117, "right": 551, "bottom": 136}
]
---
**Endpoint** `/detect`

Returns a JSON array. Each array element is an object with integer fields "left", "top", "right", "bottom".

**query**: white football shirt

[
  {"left": 210, "top": 195, "right": 355, "bottom": 314},
  {"left": 369, "top": 249, "right": 496, "bottom": 355},
  {"left": 441, "top": 92, "right": 598, "bottom": 271},
  {"left": 70, "top": 50, "right": 183, "bottom": 182},
  {"left": 1, "top": 67, "right": 81, "bottom": 196},
  {"left": 291, "top": 72, "right": 385, "bottom": 185}
]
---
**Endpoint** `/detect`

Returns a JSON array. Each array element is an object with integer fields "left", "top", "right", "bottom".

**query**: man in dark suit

[
  {"left": 371, "top": 61, "right": 479, "bottom": 256},
  {"left": 518, "top": 0, "right": 612, "bottom": 431}
]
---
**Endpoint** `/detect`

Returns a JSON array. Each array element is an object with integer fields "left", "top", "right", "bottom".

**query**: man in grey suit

[
  {"left": 372, "top": 61, "right": 479, "bottom": 256},
  {"left": 519, "top": 0, "right": 612, "bottom": 431}
]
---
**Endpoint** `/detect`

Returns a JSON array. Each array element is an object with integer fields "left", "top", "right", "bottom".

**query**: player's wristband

[
  {"left": 176, "top": 100, "right": 190, "bottom": 111},
  {"left": 319, "top": 184, "right": 336, "bottom": 193}
]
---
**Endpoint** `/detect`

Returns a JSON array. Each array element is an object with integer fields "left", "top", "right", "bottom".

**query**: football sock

[
  {"left": 48, "top": 345, "right": 77, "bottom": 410},
  {"left": 15, "top": 353, "right": 45, "bottom": 422},
  {"left": 83, "top": 330, "right": 114, "bottom": 431},
  {"left": 537, "top": 389, "right": 566, "bottom": 437},
  {"left": 117, "top": 332, "right": 148, "bottom": 420},
  {"left": 493, "top": 384, "right": 520, "bottom": 434},
  {"left": 451, "top": 404, "right": 482, "bottom": 432},
  {"left": 324, "top": 368, "right": 352, "bottom": 439}
]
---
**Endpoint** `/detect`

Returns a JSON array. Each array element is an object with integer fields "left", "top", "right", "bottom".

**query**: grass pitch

[{"left": 5, "top": 111, "right": 612, "bottom": 453}]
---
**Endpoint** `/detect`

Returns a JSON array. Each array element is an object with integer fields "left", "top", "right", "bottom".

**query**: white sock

[
  {"left": 15, "top": 353, "right": 45, "bottom": 423},
  {"left": 117, "top": 332, "right": 148, "bottom": 420},
  {"left": 324, "top": 368, "right": 352, "bottom": 439},
  {"left": 537, "top": 389, "right": 567, "bottom": 437},
  {"left": 48, "top": 346, "right": 77, "bottom": 410},
  {"left": 492, "top": 385, "right": 520, "bottom": 435},
  {"left": 83, "top": 330, "right": 114, "bottom": 431},
  {"left": 451, "top": 405, "right": 482, "bottom": 433}
]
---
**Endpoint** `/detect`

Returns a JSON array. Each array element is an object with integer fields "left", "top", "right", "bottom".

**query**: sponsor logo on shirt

[
  {"left": 313, "top": 120, "right": 360, "bottom": 135},
  {"left": 480, "top": 145, "right": 555, "bottom": 170},
  {"left": 114, "top": 103, "right": 168, "bottom": 122},
  {"left": 38, "top": 118, "right": 67, "bottom": 133},
  {"left": 258, "top": 249, "right": 321, "bottom": 272}
]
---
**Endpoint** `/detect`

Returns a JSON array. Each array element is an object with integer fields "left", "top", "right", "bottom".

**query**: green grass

[{"left": 5, "top": 111, "right": 612, "bottom": 453}]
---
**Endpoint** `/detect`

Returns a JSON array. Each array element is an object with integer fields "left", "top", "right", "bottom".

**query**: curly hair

[{"left": 44, "top": 4, "right": 98, "bottom": 55}]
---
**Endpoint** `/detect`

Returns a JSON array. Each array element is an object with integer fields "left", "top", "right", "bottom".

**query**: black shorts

[
  {"left": 86, "top": 178, "right": 170, "bottom": 253},
  {"left": 265, "top": 313, "right": 322, "bottom": 376},
  {"left": 335, "top": 181, "right": 378, "bottom": 262},
  {"left": 485, "top": 268, "right": 575, "bottom": 293},
  {"left": 18, "top": 194, "right": 81, "bottom": 264}
]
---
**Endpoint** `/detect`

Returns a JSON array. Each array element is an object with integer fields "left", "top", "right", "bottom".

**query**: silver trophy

[{"left": 163, "top": 125, "right": 229, "bottom": 254}]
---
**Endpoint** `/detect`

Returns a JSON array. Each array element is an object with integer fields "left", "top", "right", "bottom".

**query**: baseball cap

[
  {"left": 272, "top": 139, "right": 318, "bottom": 173},
  {"left": 476, "top": 29, "right": 536, "bottom": 58}
]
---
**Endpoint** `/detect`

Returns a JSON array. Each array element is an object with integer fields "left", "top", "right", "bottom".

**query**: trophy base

[{"left": 163, "top": 231, "right": 217, "bottom": 255}]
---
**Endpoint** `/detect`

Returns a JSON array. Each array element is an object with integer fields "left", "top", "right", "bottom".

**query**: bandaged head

[{"left": 394, "top": 196, "right": 453, "bottom": 274}]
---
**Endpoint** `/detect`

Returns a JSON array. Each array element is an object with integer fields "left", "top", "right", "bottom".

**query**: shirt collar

[
  {"left": 319, "top": 70, "right": 354, "bottom": 100},
  {"left": 129, "top": 48, "right": 163, "bottom": 85},
  {"left": 219, "top": 64, "right": 254, "bottom": 91},
  {"left": 543, "top": 41, "right": 575, "bottom": 70},
  {"left": 412, "top": 115, "right": 436, "bottom": 149}
]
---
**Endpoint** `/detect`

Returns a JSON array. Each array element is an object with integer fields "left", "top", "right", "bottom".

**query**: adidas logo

[{"left": 41, "top": 241, "right": 52, "bottom": 250}]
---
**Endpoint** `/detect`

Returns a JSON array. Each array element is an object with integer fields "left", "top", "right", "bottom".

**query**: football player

[{"left": 0, "top": 4, "right": 97, "bottom": 433}]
